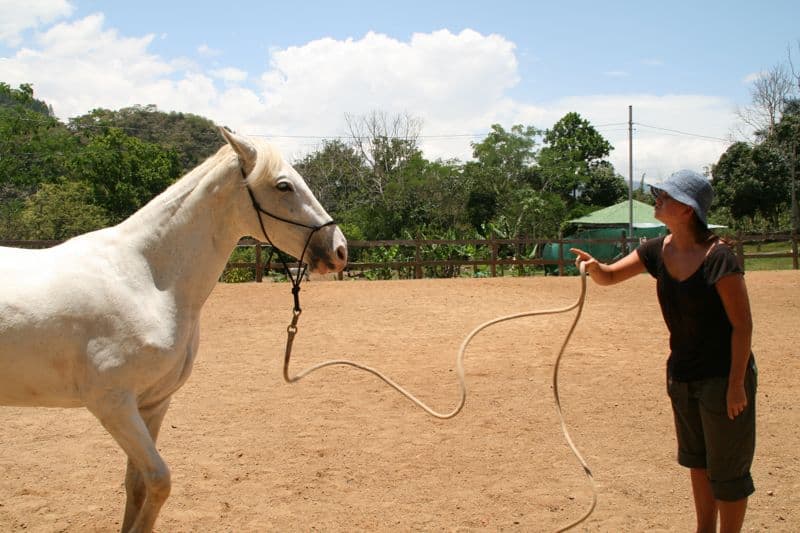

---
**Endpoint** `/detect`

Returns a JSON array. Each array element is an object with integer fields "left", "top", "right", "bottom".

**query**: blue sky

[{"left": 1, "top": 0, "right": 798, "bottom": 181}]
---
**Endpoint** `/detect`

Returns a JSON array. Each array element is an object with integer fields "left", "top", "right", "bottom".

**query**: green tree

[
  {"left": 488, "top": 187, "right": 567, "bottom": 239},
  {"left": 762, "top": 98, "right": 800, "bottom": 228},
  {"left": 344, "top": 111, "right": 423, "bottom": 201},
  {"left": 464, "top": 124, "right": 542, "bottom": 236},
  {"left": 580, "top": 161, "right": 629, "bottom": 207},
  {"left": 295, "top": 139, "right": 367, "bottom": 216},
  {"left": 468, "top": 124, "right": 540, "bottom": 192},
  {"left": 20, "top": 179, "right": 110, "bottom": 239},
  {"left": 537, "top": 112, "right": 613, "bottom": 203},
  {"left": 412, "top": 158, "right": 469, "bottom": 232},
  {"left": 0, "top": 198, "right": 25, "bottom": 239},
  {"left": 0, "top": 83, "right": 79, "bottom": 238},
  {"left": 337, "top": 111, "right": 439, "bottom": 239},
  {"left": 69, "top": 105, "right": 222, "bottom": 173},
  {"left": 0, "top": 83, "right": 78, "bottom": 199},
  {"left": 69, "top": 128, "right": 181, "bottom": 222},
  {"left": 0, "top": 82, "right": 52, "bottom": 115},
  {"left": 465, "top": 187, "right": 497, "bottom": 233},
  {"left": 717, "top": 52, "right": 800, "bottom": 229},
  {"left": 383, "top": 153, "right": 468, "bottom": 235},
  {"left": 712, "top": 141, "right": 789, "bottom": 224}
]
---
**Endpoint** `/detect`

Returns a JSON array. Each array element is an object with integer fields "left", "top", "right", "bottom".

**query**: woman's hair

[{"left": 689, "top": 212, "right": 716, "bottom": 244}]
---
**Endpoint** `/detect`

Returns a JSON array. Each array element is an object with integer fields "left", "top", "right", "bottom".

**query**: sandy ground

[{"left": 0, "top": 271, "right": 798, "bottom": 532}]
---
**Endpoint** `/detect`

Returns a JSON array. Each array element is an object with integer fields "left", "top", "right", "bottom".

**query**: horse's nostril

[{"left": 336, "top": 245, "right": 347, "bottom": 262}]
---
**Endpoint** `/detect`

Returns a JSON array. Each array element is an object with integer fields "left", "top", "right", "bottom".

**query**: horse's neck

[{"left": 118, "top": 156, "right": 246, "bottom": 314}]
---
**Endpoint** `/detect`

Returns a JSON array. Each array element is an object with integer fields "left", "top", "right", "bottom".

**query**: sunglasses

[{"left": 651, "top": 187, "right": 671, "bottom": 201}]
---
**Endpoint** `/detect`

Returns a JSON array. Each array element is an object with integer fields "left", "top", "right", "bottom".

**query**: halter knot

[{"left": 291, "top": 284, "right": 302, "bottom": 313}]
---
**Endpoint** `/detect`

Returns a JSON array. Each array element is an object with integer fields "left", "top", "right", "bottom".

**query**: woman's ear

[{"left": 680, "top": 203, "right": 695, "bottom": 220}]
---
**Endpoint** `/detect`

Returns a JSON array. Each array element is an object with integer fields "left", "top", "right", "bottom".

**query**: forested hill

[
  {"left": 0, "top": 82, "right": 222, "bottom": 239},
  {"left": 1, "top": 82, "right": 797, "bottom": 242},
  {"left": 68, "top": 105, "right": 223, "bottom": 171}
]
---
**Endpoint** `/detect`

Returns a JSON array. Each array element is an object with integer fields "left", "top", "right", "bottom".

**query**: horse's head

[{"left": 221, "top": 129, "right": 347, "bottom": 274}]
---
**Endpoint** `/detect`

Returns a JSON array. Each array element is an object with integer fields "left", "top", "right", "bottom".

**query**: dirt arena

[{"left": 1, "top": 271, "right": 798, "bottom": 532}]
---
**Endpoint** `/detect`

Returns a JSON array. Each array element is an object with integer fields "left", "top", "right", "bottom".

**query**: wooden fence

[
  {"left": 341, "top": 236, "right": 618, "bottom": 279},
  {"left": 2, "top": 232, "right": 797, "bottom": 282},
  {"left": 224, "top": 231, "right": 799, "bottom": 281}
]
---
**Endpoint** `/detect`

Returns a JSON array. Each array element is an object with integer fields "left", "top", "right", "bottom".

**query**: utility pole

[
  {"left": 628, "top": 105, "right": 633, "bottom": 243},
  {"left": 792, "top": 141, "right": 798, "bottom": 236},
  {"left": 792, "top": 141, "right": 798, "bottom": 270}
]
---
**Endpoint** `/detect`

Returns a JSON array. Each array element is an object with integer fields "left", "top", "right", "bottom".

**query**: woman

[{"left": 571, "top": 169, "right": 756, "bottom": 533}]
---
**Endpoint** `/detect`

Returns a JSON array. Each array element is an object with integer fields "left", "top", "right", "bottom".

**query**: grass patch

[{"left": 742, "top": 240, "right": 797, "bottom": 271}]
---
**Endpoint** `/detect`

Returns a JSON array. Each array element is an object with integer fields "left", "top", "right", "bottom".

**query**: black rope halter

[{"left": 241, "top": 171, "right": 335, "bottom": 313}]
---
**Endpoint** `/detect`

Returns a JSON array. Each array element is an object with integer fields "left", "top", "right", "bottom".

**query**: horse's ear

[{"left": 220, "top": 127, "right": 257, "bottom": 176}]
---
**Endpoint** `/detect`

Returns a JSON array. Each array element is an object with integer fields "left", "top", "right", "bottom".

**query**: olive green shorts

[{"left": 666, "top": 361, "right": 757, "bottom": 501}]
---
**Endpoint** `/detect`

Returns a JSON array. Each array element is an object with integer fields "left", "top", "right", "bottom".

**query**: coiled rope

[{"left": 281, "top": 263, "right": 595, "bottom": 531}]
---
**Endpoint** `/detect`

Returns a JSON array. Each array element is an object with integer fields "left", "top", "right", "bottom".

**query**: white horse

[{"left": 0, "top": 129, "right": 347, "bottom": 532}]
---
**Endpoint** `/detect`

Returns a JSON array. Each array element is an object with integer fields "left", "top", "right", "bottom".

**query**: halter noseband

[{"left": 241, "top": 169, "right": 335, "bottom": 313}]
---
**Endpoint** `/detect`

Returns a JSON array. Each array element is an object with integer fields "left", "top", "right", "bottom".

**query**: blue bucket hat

[{"left": 651, "top": 169, "right": 713, "bottom": 227}]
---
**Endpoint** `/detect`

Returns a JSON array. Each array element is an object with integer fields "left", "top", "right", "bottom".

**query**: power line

[
  {"left": 6, "top": 114, "right": 733, "bottom": 143},
  {"left": 593, "top": 122, "right": 629, "bottom": 128},
  {"left": 634, "top": 122, "right": 730, "bottom": 143}
]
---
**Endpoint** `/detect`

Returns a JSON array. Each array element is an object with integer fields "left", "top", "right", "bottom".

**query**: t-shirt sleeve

[
  {"left": 635, "top": 236, "right": 664, "bottom": 278},
  {"left": 705, "top": 243, "right": 744, "bottom": 285}
]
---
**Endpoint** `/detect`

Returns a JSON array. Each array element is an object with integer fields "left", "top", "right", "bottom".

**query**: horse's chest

[{"left": 89, "top": 312, "right": 199, "bottom": 390}]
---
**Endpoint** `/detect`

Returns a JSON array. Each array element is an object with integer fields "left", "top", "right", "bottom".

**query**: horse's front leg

[
  {"left": 89, "top": 393, "right": 172, "bottom": 533},
  {"left": 121, "top": 399, "right": 172, "bottom": 532}
]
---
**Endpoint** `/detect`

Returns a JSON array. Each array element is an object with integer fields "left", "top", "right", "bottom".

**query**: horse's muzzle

[{"left": 307, "top": 225, "right": 347, "bottom": 274}]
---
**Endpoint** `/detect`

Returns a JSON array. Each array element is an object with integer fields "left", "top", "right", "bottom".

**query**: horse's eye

[{"left": 276, "top": 181, "right": 293, "bottom": 192}]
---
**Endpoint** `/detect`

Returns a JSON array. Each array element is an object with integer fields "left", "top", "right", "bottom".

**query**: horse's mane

[
  {"left": 242, "top": 137, "right": 284, "bottom": 189},
  {"left": 120, "top": 144, "right": 234, "bottom": 228},
  {"left": 117, "top": 136, "right": 284, "bottom": 235}
]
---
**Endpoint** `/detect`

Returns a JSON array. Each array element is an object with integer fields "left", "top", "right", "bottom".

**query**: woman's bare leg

[
  {"left": 690, "top": 468, "right": 717, "bottom": 533},
  {"left": 718, "top": 497, "right": 747, "bottom": 533}
]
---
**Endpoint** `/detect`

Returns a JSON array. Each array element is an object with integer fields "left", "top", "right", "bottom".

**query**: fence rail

[{"left": 2, "top": 232, "right": 797, "bottom": 281}]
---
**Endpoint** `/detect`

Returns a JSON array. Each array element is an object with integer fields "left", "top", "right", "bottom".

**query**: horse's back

[{"left": 0, "top": 234, "right": 116, "bottom": 305}]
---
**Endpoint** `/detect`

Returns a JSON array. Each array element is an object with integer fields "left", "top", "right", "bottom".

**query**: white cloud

[
  {"left": 549, "top": 94, "right": 735, "bottom": 182},
  {"left": 210, "top": 67, "right": 247, "bottom": 83},
  {"left": 197, "top": 43, "right": 221, "bottom": 57},
  {"left": 2, "top": 14, "right": 176, "bottom": 115},
  {"left": 743, "top": 71, "right": 763, "bottom": 84},
  {"left": 1, "top": 13, "right": 737, "bottom": 179},
  {"left": 603, "top": 70, "right": 630, "bottom": 78},
  {"left": 250, "top": 30, "right": 519, "bottom": 142},
  {"left": 0, "top": 0, "right": 73, "bottom": 46}
]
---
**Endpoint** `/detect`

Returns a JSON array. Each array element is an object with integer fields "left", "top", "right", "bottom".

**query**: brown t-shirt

[{"left": 636, "top": 236, "right": 744, "bottom": 381}]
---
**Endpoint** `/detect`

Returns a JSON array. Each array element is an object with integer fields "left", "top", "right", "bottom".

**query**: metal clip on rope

[{"left": 281, "top": 262, "right": 596, "bottom": 531}]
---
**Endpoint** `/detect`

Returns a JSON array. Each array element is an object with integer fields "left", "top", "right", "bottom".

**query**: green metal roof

[{"left": 569, "top": 199, "right": 663, "bottom": 228}]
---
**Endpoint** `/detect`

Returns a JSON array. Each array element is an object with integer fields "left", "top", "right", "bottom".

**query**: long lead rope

[
  {"left": 238, "top": 165, "right": 595, "bottom": 530},
  {"left": 281, "top": 263, "right": 596, "bottom": 531}
]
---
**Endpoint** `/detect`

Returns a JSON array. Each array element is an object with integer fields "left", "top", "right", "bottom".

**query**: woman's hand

[
  {"left": 569, "top": 247, "right": 646, "bottom": 286},
  {"left": 570, "top": 248, "right": 600, "bottom": 276},
  {"left": 727, "top": 382, "right": 748, "bottom": 420}
]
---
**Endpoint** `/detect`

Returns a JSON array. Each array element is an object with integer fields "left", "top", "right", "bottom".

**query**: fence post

[
  {"left": 255, "top": 242, "right": 263, "bottom": 283},
  {"left": 490, "top": 232, "right": 497, "bottom": 277},
  {"left": 516, "top": 237, "right": 524, "bottom": 276},
  {"left": 735, "top": 231, "right": 745, "bottom": 269},
  {"left": 415, "top": 237, "right": 423, "bottom": 279},
  {"left": 558, "top": 239, "right": 565, "bottom": 276},
  {"left": 266, "top": 244, "right": 273, "bottom": 279},
  {"left": 792, "top": 231, "right": 798, "bottom": 270}
]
